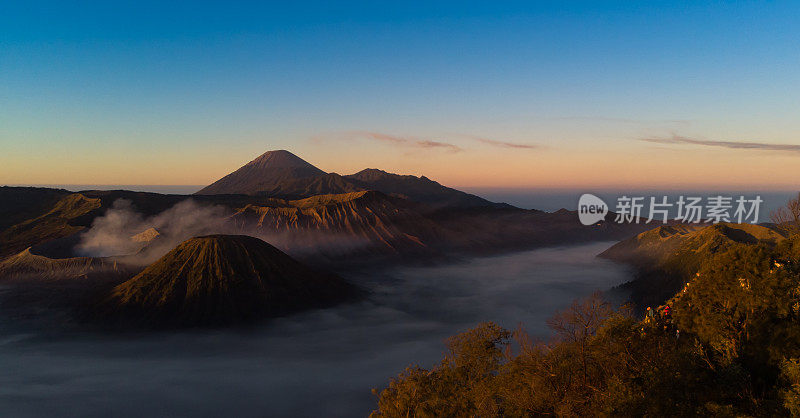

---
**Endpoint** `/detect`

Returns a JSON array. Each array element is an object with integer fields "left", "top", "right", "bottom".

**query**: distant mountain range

[
  {"left": 0, "top": 150, "right": 653, "bottom": 327},
  {"left": 0, "top": 149, "right": 650, "bottom": 264},
  {"left": 196, "top": 150, "right": 501, "bottom": 209}
]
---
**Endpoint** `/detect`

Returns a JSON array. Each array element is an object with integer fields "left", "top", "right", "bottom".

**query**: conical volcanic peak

[
  {"left": 195, "top": 150, "right": 327, "bottom": 195},
  {"left": 195, "top": 149, "right": 502, "bottom": 208},
  {"left": 105, "top": 234, "right": 356, "bottom": 327},
  {"left": 247, "top": 150, "right": 325, "bottom": 172}
]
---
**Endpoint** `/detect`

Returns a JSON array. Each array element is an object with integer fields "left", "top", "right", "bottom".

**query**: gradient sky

[{"left": 2, "top": 1, "right": 799, "bottom": 190}]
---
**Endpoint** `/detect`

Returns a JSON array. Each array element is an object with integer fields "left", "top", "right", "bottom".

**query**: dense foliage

[{"left": 372, "top": 235, "right": 800, "bottom": 417}]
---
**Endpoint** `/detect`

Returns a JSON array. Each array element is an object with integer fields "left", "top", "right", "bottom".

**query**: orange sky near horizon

[{"left": 3, "top": 134, "right": 799, "bottom": 192}]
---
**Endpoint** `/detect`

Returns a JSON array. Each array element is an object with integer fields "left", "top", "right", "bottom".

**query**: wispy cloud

[
  {"left": 314, "top": 131, "right": 540, "bottom": 153},
  {"left": 416, "top": 140, "right": 462, "bottom": 152},
  {"left": 346, "top": 131, "right": 406, "bottom": 145},
  {"left": 472, "top": 136, "right": 538, "bottom": 149},
  {"left": 549, "top": 116, "right": 692, "bottom": 125},
  {"left": 639, "top": 134, "right": 800, "bottom": 153},
  {"left": 314, "top": 131, "right": 463, "bottom": 153}
]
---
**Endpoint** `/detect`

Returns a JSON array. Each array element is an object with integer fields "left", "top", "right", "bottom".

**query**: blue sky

[{"left": 1, "top": 1, "right": 799, "bottom": 189}]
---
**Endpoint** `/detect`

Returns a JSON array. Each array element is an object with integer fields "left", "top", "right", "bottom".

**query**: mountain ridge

[
  {"left": 601, "top": 222, "right": 788, "bottom": 309},
  {"left": 195, "top": 149, "right": 500, "bottom": 208},
  {"left": 343, "top": 168, "right": 497, "bottom": 208}
]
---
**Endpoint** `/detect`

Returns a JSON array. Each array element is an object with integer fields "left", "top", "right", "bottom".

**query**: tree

[
  {"left": 546, "top": 292, "right": 612, "bottom": 390},
  {"left": 370, "top": 322, "right": 509, "bottom": 417},
  {"left": 771, "top": 192, "right": 800, "bottom": 235},
  {"left": 371, "top": 295, "right": 711, "bottom": 417}
]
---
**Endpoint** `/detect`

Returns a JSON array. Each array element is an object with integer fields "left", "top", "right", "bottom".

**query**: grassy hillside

[{"left": 601, "top": 222, "right": 788, "bottom": 309}]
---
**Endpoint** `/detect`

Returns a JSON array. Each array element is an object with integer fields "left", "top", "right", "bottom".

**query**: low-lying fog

[{"left": 0, "top": 242, "right": 632, "bottom": 417}]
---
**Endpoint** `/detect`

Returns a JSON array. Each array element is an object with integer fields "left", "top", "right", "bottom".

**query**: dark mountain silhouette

[
  {"left": 344, "top": 168, "right": 499, "bottom": 209},
  {"left": 0, "top": 193, "right": 103, "bottom": 258},
  {"left": 0, "top": 186, "right": 71, "bottom": 231},
  {"left": 103, "top": 235, "right": 357, "bottom": 326},
  {"left": 194, "top": 150, "right": 499, "bottom": 208},
  {"left": 196, "top": 150, "right": 328, "bottom": 196}
]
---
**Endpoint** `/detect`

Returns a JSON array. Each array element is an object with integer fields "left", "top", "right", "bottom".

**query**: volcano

[
  {"left": 195, "top": 150, "right": 332, "bottom": 196},
  {"left": 104, "top": 234, "right": 357, "bottom": 326},
  {"left": 194, "top": 149, "right": 500, "bottom": 208}
]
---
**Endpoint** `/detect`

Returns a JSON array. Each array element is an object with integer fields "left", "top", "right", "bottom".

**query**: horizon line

[{"left": 5, "top": 183, "right": 798, "bottom": 193}]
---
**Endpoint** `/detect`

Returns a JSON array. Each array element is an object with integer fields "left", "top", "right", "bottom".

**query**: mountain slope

[
  {"left": 196, "top": 150, "right": 328, "bottom": 195},
  {"left": 601, "top": 223, "right": 786, "bottom": 268},
  {"left": 0, "top": 247, "right": 130, "bottom": 281},
  {"left": 0, "top": 187, "right": 72, "bottom": 231},
  {"left": 194, "top": 150, "right": 500, "bottom": 208},
  {"left": 104, "top": 235, "right": 356, "bottom": 326},
  {"left": 251, "top": 172, "right": 363, "bottom": 200},
  {"left": 231, "top": 190, "right": 452, "bottom": 261},
  {"left": 1, "top": 187, "right": 652, "bottom": 266},
  {"left": 601, "top": 222, "right": 788, "bottom": 308},
  {"left": 344, "top": 168, "right": 498, "bottom": 209},
  {"left": 0, "top": 193, "right": 103, "bottom": 258},
  {"left": 0, "top": 190, "right": 194, "bottom": 259}
]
